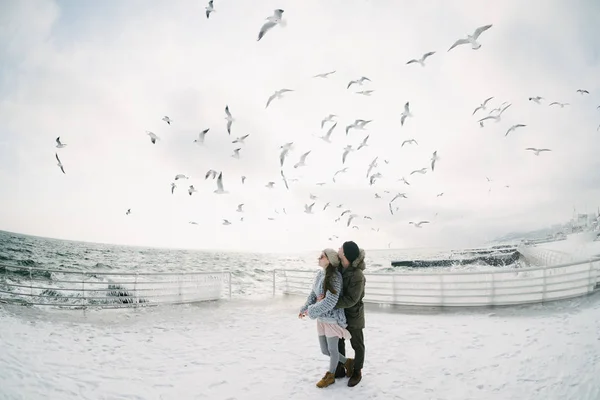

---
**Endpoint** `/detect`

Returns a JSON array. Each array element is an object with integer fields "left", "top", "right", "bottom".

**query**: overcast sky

[{"left": 0, "top": 0, "right": 599, "bottom": 252}]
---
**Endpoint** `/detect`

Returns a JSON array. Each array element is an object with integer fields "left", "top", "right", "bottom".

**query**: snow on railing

[
  {"left": 272, "top": 257, "right": 600, "bottom": 307},
  {"left": 0, "top": 264, "right": 232, "bottom": 309},
  {"left": 517, "top": 244, "right": 575, "bottom": 266}
]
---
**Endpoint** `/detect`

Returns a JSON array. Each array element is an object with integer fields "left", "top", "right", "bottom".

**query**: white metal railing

[
  {"left": 273, "top": 257, "right": 600, "bottom": 307},
  {"left": 0, "top": 263, "right": 232, "bottom": 309},
  {"left": 517, "top": 244, "right": 575, "bottom": 266}
]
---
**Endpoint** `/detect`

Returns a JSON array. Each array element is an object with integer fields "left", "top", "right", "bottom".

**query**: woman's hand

[{"left": 298, "top": 310, "right": 308, "bottom": 319}]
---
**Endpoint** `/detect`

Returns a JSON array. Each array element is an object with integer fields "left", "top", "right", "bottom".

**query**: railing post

[
  {"left": 134, "top": 273, "right": 139, "bottom": 307},
  {"left": 82, "top": 272, "right": 86, "bottom": 309},
  {"left": 228, "top": 272, "right": 232, "bottom": 299},
  {"left": 541, "top": 266, "right": 547, "bottom": 302},
  {"left": 490, "top": 273, "right": 495, "bottom": 306},
  {"left": 440, "top": 274, "right": 445, "bottom": 306},
  {"left": 588, "top": 260, "right": 594, "bottom": 293},
  {"left": 29, "top": 267, "right": 33, "bottom": 297}
]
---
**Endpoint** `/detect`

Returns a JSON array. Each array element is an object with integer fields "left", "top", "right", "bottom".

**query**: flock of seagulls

[{"left": 51, "top": 7, "right": 599, "bottom": 241}]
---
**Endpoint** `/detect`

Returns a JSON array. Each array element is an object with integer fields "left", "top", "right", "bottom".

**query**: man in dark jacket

[{"left": 334, "top": 240, "right": 366, "bottom": 387}]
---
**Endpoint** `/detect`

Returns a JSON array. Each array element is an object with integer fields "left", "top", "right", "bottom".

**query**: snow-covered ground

[{"left": 1, "top": 293, "right": 600, "bottom": 400}]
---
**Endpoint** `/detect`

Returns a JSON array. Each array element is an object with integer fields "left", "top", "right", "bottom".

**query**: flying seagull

[
  {"left": 194, "top": 129, "right": 210, "bottom": 145},
  {"left": 146, "top": 131, "right": 159, "bottom": 144},
  {"left": 401, "top": 139, "right": 418, "bottom": 147},
  {"left": 222, "top": 219, "right": 232, "bottom": 226},
  {"left": 205, "top": 169, "right": 218, "bottom": 180},
  {"left": 304, "top": 203, "right": 315, "bottom": 214},
  {"left": 342, "top": 145, "right": 353, "bottom": 164},
  {"left": 231, "top": 148, "right": 241, "bottom": 159},
  {"left": 171, "top": 183, "right": 176, "bottom": 194},
  {"left": 525, "top": 148, "right": 552, "bottom": 156},
  {"left": 357, "top": 135, "right": 369, "bottom": 150},
  {"left": 528, "top": 96, "right": 543, "bottom": 104},
  {"left": 241, "top": 176, "right": 246, "bottom": 184},
  {"left": 406, "top": 51, "right": 436, "bottom": 67},
  {"left": 126, "top": 209, "right": 131, "bottom": 215},
  {"left": 175, "top": 174, "right": 189, "bottom": 180},
  {"left": 369, "top": 172, "right": 382, "bottom": 186},
  {"left": 448, "top": 24, "right": 493, "bottom": 52},
  {"left": 224, "top": 105, "right": 234, "bottom": 135},
  {"left": 294, "top": 151, "right": 311, "bottom": 168},
  {"left": 478, "top": 103, "right": 511, "bottom": 124},
  {"left": 347, "top": 214, "right": 358, "bottom": 227},
  {"left": 356, "top": 90, "right": 374, "bottom": 96},
  {"left": 214, "top": 172, "right": 228, "bottom": 194},
  {"left": 505, "top": 124, "right": 526, "bottom": 137},
  {"left": 55, "top": 137, "right": 67, "bottom": 148},
  {"left": 333, "top": 167, "right": 348, "bottom": 183},
  {"left": 279, "top": 144, "right": 293, "bottom": 167},
  {"left": 232, "top": 134, "right": 250, "bottom": 144},
  {"left": 188, "top": 185, "right": 197, "bottom": 196},
  {"left": 549, "top": 102, "right": 569, "bottom": 108},
  {"left": 400, "top": 102, "right": 412, "bottom": 126},
  {"left": 472, "top": 96, "right": 494, "bottom": 115},
  {"left": 258, "top": 9, "right": 285, "bottom": 41},
  {"left": 347, "top": 76, "right": 371, "bottom": 89},
  {"left": 410, "top": 168, "right": 427, "bottom": 175},
  {"left": 345, "top": 119, "right": 372, "bottom": 135},
  {"left": 266, "top": 89, "right": 294, "bottom": 108},
  {"left": 577, "top": 89, "right": 590, "bottom": 95},
  {"left": 321, "top": 114, "right": 337, "bottom": 129},
  {"left": 319, "top": 122, "right": 337, "bottom": 143},
  {"left": 236, "top": 204, "right": 244, "bottom": 213},
  {"left": 162, "top": 116, "right": 171, "bottom": 125},
  {"left": 366, "top": 157, "right": 378, "bottom": 178},
  {"left": 55, "top": 153, "right": 65, "bottom": 174},
  {"left": 205, "top": 0, "right": 214, "bottom": 18},
  {"left": 430, "top": 151, "right": 439, "bottom": 171},
  {"left": 280, "top": 169, "right": 289, "bottom": 190},
  {"left": 409, "top": 221, "right": 430, "bottom": 228},
  {"left": 313, "top": 70, "right": 336, "bottom": 79}
]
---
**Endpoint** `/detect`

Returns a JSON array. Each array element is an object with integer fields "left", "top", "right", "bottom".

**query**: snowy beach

[{"left": 2, "top": 293, "right": 600, "bottom": 400}]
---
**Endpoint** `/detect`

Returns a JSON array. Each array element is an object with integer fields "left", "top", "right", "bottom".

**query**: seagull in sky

[
  {"left": 448, "top": 24, "right": 493, "bottom": 52},
  {"left": 266, "top": 89, "right": 294, "bottom": 108},
  {"left": 232, "top": 134, "right": 249, "bottom": 144},
  {"left": 472, "top": 96, "right": 494, "bottom": 115},
  {"left": 55, "top": 153, "right": 65, "bottom": 174},
  {"left": 214, "top": 172, "right": 228, "bottom": 194},
  {"left": 478, "top": 103, "right": 511, "bottom": 124},
  {"left": 225, "top": 105, "right": 234, "bottom": 135},
  {"left": 525, "top": 148, "right": 552, "bottom": 156},
  {"left": 505, "top": 124, "right": 526, "bottom": 137},
  {"left": 406, "top": 51, "right": 436, "bottom": 67},
  {"left": 294, "top": 151, "right": 311, "bottom": 168},
  {"left": 347, "top": 76, "right": 371, "bottom": 89},
  {"left": 257, "top": 9, "right": 285, "bottom": 41},
  {"left": 146, "top": 131, "right": 159, "bottom": 144},
  {"left": 55, "top": 137, "right": 67, "bottom": 148},
  {"left": 400, "top": 102, "right": 412, "bottom": 126},
  {"left": 409, "top": 221, "right": 430, "bottom": 228},
  {"left": 313, "top": 70, "right": 336, "bottom": 79},
  {"left": 321, "top": 114, "right": 337, "bottom": 129},
  {"left": 205, "top": 0, "right": 214, "bottom": 18},
  {"left": 194, "top": 129, "right": 209, "bottom": 145}
]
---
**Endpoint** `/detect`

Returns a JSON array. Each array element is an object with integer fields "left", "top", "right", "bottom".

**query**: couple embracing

[{"left": 299, "top": 240, "right": 366, "bottom": 389}]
